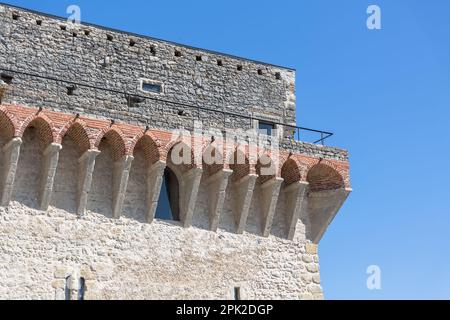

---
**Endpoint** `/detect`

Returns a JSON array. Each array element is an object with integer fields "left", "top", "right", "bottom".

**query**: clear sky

[{"left": 4, "top": 0, "right": 450, "bottom": 299}]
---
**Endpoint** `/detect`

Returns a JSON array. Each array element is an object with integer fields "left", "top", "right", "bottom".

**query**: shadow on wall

[{"left": 87, "top": 137, "right": 114, "bottom": 218}]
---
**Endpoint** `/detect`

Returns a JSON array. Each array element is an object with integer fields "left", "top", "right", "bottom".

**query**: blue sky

[{"left": 4, "top": 0, "right": 450, "bottom": 299}]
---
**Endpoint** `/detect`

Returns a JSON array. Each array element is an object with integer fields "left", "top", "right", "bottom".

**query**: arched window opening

[{"left": 155, "top": 167, "right": 180, "bottom": 221}]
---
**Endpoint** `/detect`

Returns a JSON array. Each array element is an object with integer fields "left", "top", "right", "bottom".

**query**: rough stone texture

[
  {"left": 0, "top": 4, "right": 352, "bottom": 300},
  {"left": 0, "top": 203, "right": 323, "bottom": 300},
  {"left": 0, "top": 3, "right": 347, "bottom": 161}
]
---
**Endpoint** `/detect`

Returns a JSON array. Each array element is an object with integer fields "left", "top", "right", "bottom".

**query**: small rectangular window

[
  {"left": 234, "top": 287, "right": 241, "bottom": 300},
  {"left": 258, "top": 121, "right": 275, "bottom": 136},
  {"left": 141, "top": 81, "right": 162, "bottom": 94}
]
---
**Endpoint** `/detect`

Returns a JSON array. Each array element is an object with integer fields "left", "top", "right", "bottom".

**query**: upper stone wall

[
  {"left": 0, "top": 3, "right": 348, "bottom": 162},
  {"left": 0, "top": 4, "right": 295, "bottom": 124}
]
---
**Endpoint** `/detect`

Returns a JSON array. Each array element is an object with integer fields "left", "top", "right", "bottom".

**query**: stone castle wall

[{"left": 0, "top": 3, "right": 351, "bottom": 300}]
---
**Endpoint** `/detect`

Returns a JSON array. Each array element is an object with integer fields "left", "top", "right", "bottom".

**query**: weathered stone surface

[{"left": 0, "top": 3, "right": 353, "bottom": 300}]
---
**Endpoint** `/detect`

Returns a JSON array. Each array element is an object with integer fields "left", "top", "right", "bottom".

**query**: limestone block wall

[{"left": 0, "top": 104, "right": 351, "bottom": 299}]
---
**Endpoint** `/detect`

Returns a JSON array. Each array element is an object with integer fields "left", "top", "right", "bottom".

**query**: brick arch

[
  {"left": 166, "top": 140, "right": 197, "bottom": 173},
  {"left": 0, "top": 108, "right": 18, "bottom": 144},
  {"left": 306, "top": 162, "right": 345, "bottom": 192},
  {"left": 202, "top": 142, "right": 224, "bottom": 176},
  {"left": 229, "top": 147, "right": 251, "bottom": 181},
  {"left": 94, "top": 128, "right": 126, "bottom": 161},
  {"left": 19, "top": 115, "right": 55, "bottom": 151},
  {"left": 256, "top": 152, "right": 277, "bottom": 184},
  {"left": 281, "top": 157, "right": 306, "bottom": 186},
  {"left": 59, "top": 121, "right": 92, "bottom": 155},
  {"left": 131, "top": 132, "right": 162, "bottom": 165}
]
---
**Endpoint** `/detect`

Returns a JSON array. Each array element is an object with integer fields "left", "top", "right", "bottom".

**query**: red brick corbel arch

[
  {"left": 164, "top": 139, "right": 198, "bottom": 172},
  {"left": 228, "top": 146, "right": 252, "bottom": 181},
  {"left": 0, "top": 107, "right": 20, "bottom": 142},
  {"left": 280, "top": 156, "right": 308, "bottom": 186},
  {"left": 306, "top": 159, "right": 346, "bottom": 192},
  {"left": 256, "top": 152, "right": 278, "bottom": 184},
  {"left": 201, "top": 141, "right": 225, "bottom": 176},
  {"left": 18, "top": 113, "right": 56, "bottom": 150},
  {"left": 94, "top": 127, "right": 127, "bottom": 161},
  {"left": 129, "top": 130, "right": 163, "bottom": 165},
  {"left": 57, "top": 119, "right": 94, "bottom": 155}
]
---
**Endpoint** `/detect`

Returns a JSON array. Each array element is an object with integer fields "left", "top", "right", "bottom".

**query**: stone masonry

[{"left": 0, "top": 3, "right": 351, "bottom": 300}]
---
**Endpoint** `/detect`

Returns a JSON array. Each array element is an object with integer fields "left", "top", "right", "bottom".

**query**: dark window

[
  {"left": 142, "top": 82, "right": 162, "bottom": 94},
  {"left": 1, "top": 74, "right": 13, "bottom": 84},
  {"left": 67, "top": 85, "right": 76, "bottom": 95},
  {"left": 234, "top": 287, "right": 241, "bottom": 300},
  {"left": 65, "top": 276, "right": 71, "bottom": 300},
  {"left": 155, "top": 167, "right": 180, "bottom": 221},
  {"left": 258, "top": 121, "right": 275, "bottom": 136},
  {"left": 78, "top": 278, "right": 85, "bottom": 300}
]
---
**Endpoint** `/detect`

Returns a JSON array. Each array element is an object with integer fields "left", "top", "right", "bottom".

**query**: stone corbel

[
  {"left": 232, "top": 174, "right": 257, "bottom": 234},
  {"left": 39, "top": 143, "right": 62, "bottom": 210},
  {"left": 76, "top": 149, "right": 100, "bottom": 216},
  {"left": 205, "top": 168, "right": 232, "bottom": 231},
  {"left": 145, "top": 160, "right": 166, "bottom": 223},
  {"left": 112, "top": 155, "right": 134, "bottom": 218},
  {"left": 0, "top": 137, "right": 22, "bottom": 206}
]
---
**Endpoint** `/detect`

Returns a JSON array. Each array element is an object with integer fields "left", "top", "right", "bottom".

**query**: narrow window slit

[
  {"left": 12, "top": 13, "right": 19, "bottom": 20},
  {"left": 78, "top": 278, "right": 85, "bottom": 301},
  {"left": 60, "top": 25, "right": 67, "bottom": 31},
  {"left": 36, "top": 20, "right": 42, "bottom": 26},
  {"left": 196, "top": 55, "right": 202, "bottom": 62},
  {"left": 237, "top": 65, "right": 243, "bottom": 71},
  {"left": 174, "top": 50, "right": 182, "bottom": 57},
  {"left": 258, "top": 69, "right": 263, "bottom": 75},
  {"left": 217, "top": 60, "right": 223, "bottom": 66},
  {"left": 234, "top": 287, "right": 241, "bottom": 300},
  {"left": 129, "top": 39, "right": 136, "bottom": 47},
  {"left": 107, "top": 34, "right": 113, "bottom": 41}
]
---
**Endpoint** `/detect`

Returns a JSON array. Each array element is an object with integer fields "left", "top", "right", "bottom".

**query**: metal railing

[{"left": 0, "top": 67, "right": 333, "bottom": 145}]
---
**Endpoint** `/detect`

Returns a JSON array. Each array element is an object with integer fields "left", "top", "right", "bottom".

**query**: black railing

[{"left": 0, "top": 67, "right": 333, "bottom": 145}]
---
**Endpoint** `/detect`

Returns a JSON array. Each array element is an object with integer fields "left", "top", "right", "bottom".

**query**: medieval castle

[{"left": 0, "top": 3, "right": 351, "bottom": 299}]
